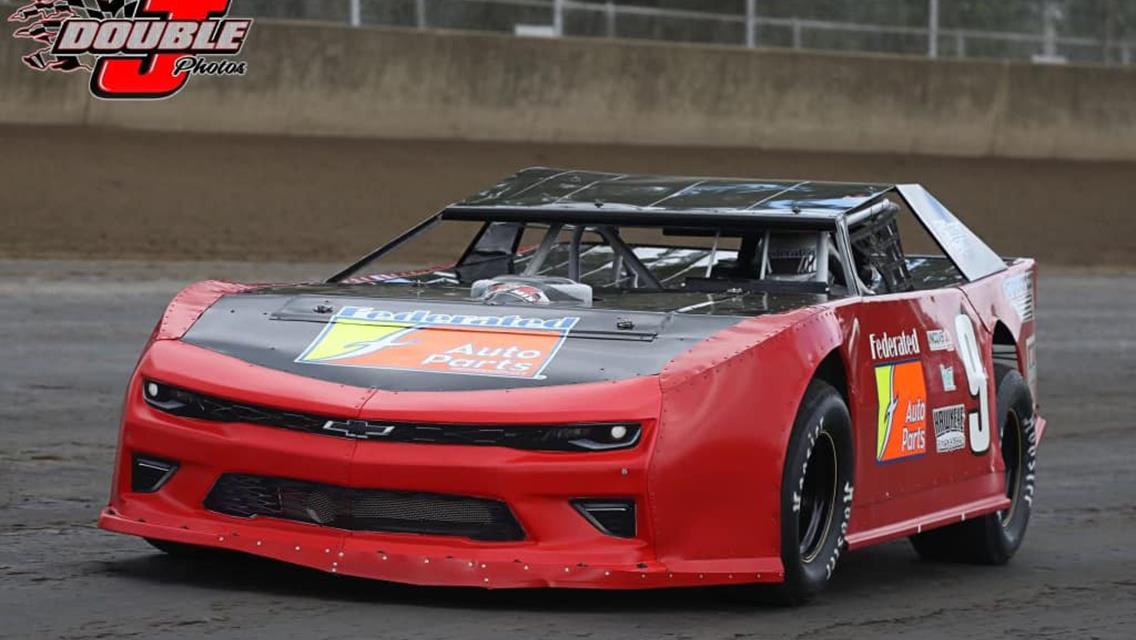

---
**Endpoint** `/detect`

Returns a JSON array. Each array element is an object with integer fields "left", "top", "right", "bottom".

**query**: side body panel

[
  {"left": 841, "top": 259, "right": 1040, "bottom": 548},
  {"left": 837, "top": 286, "right": 1007, "bottom": 545}
]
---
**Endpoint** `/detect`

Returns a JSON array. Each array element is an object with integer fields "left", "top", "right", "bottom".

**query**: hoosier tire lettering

[
  {"left": 735, "top": 379, "right": 855, "bottom": 604},
  {"left": 909, "top": 366, "right": 1037, "bottom": 565}
]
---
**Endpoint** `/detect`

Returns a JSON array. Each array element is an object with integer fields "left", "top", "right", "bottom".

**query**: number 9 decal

[{"left": 955, "top": 314, "right": 991, "bottom": 454}]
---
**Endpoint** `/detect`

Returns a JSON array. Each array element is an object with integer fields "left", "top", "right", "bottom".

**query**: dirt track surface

[
  {"left": 2, "top": 125, "right": 1135, "bottom": 266},
  {"left": 0, "top": 259, "right": 1134, "bottom": 639}
]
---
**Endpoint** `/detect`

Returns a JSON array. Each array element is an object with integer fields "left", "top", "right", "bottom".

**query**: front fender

[{"left": 648, "top": 306, "right": 846, "bottom": 574}]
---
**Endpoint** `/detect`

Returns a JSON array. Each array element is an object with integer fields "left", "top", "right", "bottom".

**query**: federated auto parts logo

[
  {"left": 297, "top": 307, "right": 581, "bottom": 380},
  {"left": 874, "top": 359, "right": 928, "bottom": 463},
  {"left": 8, "top": 0, "right": 250, "bottom": 99}
]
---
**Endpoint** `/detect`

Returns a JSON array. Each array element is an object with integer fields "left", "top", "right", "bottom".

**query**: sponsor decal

[
  {"left": 918, "top": 192, "right": 972, "bottom": 259},
  {"left": 768, "top": 246, "right": 817, "bottom": 273},
  {"left": 874, "top": 360, "right": 928, "bottom": 463},
  {"left": 927, "top": 329, "right": 954, "bottom": 352},
  {"left": 1003, "top": 273, "right": 1035, "bottom": 323},
  {"left": 482, "top": 282, "right": 550, "bottom": 305},
  {"left": 940, "top": 364, "right": 957, "bottom": 392},
  {"left": 8, "top": 0, "right": 251, "bottom": 99},
  {"left": 869, "top": 329, "right": 920, "bottom": 361},
  {"left": 932, "top": 404, "right": 967, "bottom": 453},
  {"left": 296, "top": 306, "right": 579, "bottom": 380}
]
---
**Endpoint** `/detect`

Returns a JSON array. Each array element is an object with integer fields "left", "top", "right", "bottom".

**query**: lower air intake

[
  {"left": 572, "top": 499, "right": 637, "bottom": 538},
  {"left": 204, "top": 474, "right": 525, "bottom": 542},
  {"left": 131, "top": 454, "right": 178, "bottom": 493}
]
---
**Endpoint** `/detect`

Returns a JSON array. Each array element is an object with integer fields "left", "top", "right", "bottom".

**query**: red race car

[{"left": 100, "top": 169, "right": 1042, "bottom": 602}]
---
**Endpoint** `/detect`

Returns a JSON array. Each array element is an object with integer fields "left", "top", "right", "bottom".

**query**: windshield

[{"left": 337, "top": 218, "right": 845, "bottom": 295}]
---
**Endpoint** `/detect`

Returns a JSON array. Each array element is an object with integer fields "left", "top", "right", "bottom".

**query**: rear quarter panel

[
  {"left": 645, "top": 257, "right": 1040, "bottom": 567},
  {"left": 960, "top": 259, "right": 1040, "bottom": 409}
]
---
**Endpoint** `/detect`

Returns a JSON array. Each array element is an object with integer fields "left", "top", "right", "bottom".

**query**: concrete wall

[{"left": 3, "top": 20, "right": 1136, "bottom": 160}]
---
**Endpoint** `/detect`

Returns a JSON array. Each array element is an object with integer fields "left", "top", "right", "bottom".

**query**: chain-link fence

[
  {"left": 5, "top": 0, "right": 1132, "bottom": 66},
  {"left": 226, "top": 0, "right": 1133, "bottom": 65}
]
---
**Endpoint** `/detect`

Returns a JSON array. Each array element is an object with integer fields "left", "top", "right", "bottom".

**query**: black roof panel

[{"left": 452, "top": 168, "right": 892, "bottom": 218}]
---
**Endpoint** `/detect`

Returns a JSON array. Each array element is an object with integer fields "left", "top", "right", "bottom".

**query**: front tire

[
  {"left": 910, "top": 366, "right": 1037, "bottom": 564},
  {"left": 769, "top": 380, "right": 855, "bottom": 604}
]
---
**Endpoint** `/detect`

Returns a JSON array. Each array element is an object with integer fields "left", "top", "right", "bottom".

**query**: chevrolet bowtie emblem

[{"left": 322, "top": 419, "right": 397, "bottom": 439}]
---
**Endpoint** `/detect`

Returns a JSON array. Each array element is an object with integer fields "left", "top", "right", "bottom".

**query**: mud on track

[
  {"left": 0, "top": 260, "right": 1134, "bottom": 639},
  {"left": 2, "top": 124, "right": 1135, "bottom": 267}
]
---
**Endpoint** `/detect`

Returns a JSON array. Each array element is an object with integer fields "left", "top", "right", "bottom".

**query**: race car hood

[{"left": 179, "top": 291, "right": 750, "bottom": 391}]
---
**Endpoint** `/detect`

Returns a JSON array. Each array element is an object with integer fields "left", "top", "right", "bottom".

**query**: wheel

[
  {"left": 909, "top": 366, "right": 1037, "bottom": 564},
  {"left": 734, "top": 379, "right": 854, "bottom": 605}
]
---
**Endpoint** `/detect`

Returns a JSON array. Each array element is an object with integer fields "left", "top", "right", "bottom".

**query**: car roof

[{"left": 445, "top": 167, "right": 894, "bottom": 228}]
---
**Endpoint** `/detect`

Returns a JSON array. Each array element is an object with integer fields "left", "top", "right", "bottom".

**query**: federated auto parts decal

[
  {"left": 296, "top": 307, "right": 581, "bottom": 380},
  {"left": 874, "top": 359, "right": 928, "bottom": 463},
  {"left": 8, "top": 0, "right": 250, "bottom": 99}
]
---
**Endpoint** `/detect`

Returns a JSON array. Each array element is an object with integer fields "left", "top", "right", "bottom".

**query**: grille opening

[
  {"left": 142, "top": 380, "right": 640, "bottom": 451},
  {"left": 204, "top": 474, "right": 525, "bottom": 542},
  {"left": 572, "top": 499, "right": 636, "bottom": 538},
  {"left": 131, "top": 454, "right": 178, "bottom": 493}
]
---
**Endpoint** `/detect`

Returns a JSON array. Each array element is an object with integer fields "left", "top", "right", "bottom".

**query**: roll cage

[{"left": 330, "top": 171, "right": 1006, "bottom": 296}]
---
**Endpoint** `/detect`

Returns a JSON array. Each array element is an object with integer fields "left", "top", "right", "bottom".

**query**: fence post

[
  {"left": 553, "top": 0, "right": 564, "bottom": 37},
  {"left": 791, "top": 18, "right": 802, "bottom": 49},
  {"left": 348, "top": 0, "right": 360, "bottom": 26},
  {"left": 745, "top": 0, "right": 756, "bottom": 48},
  {"left": 955, "top": 32, "right": 965, "bottom": 58},
  {"left": 1042, "top": 0, "right": 1059, "bottom": 58},
  {"left": 928, "top": 0, "right": 939, "bottom": 57},
  {"left": 605, "top": 0, "right": 615, "bottom": 38},
  {"left": 415, "top": 0, "right": 426, "bottom": 28},
  {"left": 1033, "top": 0, "right": 1067, "bottom": 63}
]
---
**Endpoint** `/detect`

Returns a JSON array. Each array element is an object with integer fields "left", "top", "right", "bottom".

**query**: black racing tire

[
  {"left": 734, "top": 379, "right": 854, "bottom": 605},
  {"left": 909, "top": 366, "right": 1037, "bottom": 565}
]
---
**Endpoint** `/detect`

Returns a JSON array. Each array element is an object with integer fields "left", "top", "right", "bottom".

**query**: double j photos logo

[
  {"left": 297, "top": 307, "right": 581, "bottom": 380},
  {"left": 8, "top": 0, "right": 251, "bottom": 99}
]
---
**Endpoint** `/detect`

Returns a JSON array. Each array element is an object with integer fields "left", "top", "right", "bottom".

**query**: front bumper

[{"left": 101, "top": 341, "right": 783, "bottom": 589}]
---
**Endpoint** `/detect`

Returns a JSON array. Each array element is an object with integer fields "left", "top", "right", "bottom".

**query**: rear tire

[
  {"left": 910, "top": 366, "right": 1036, "bottom": 564},
  {"left": 734, "top": 379, "right": 854, "bottom": 605}
]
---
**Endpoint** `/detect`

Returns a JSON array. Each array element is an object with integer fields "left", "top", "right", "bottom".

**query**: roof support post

[
  {"left": 595, "top": 226, "right": 663, "bottom": 289},
  {"left": 568, "top": 225, "right": 584, "bottom": 281},
  {"left": 522, "top": 223, "right": 564, "bottom": 276},
  {"left": 815, "top": 232, "right": 830, "bottom": 285},
  {"left": 833, "top": 217, "right": 863, "bottom": 295},
  {"left": 327, "top": 214, "right": 441, "bottom": 282}
]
